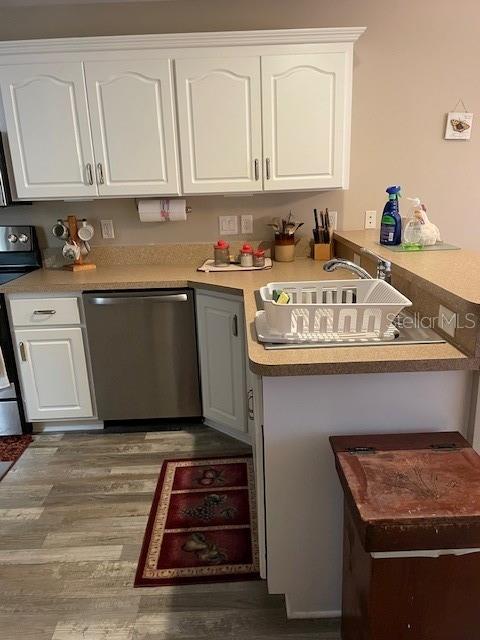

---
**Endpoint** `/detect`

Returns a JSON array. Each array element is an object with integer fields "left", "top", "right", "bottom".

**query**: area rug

[
  {"left": 0, "top": 434, "right": 32, "bottom": 463},
  {"left": 135, "top": 455, "right": 260, "bottom": 586},
  {"left": 0, "top": 435, "right": 33, "bottom": 480}
]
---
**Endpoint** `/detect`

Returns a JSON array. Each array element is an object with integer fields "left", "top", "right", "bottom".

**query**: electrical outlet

[
  {"left": 353, "top": 252, "right": 362, "bottom": 266},
  {"left": 328, "top": 210, "right": 338, "bottom": 230},
  {"left": 219, "top": 215, "right": 238, "bottom": 235},
  {"left": 364, "top": 210, "right": 377, "bottom": 229},
  {"left": 438, "top": 304, "right": 457, "bottom": 338},
  {"left": 101, "top": 219, "right": 115, "bottom": 239},
  {"left": 240, "top": 214, "right": 253, "bottom": 234}
]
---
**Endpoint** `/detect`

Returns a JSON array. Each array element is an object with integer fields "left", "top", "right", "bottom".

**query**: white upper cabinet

[
  {"left": 175, "top": 57, "right": 263, "bottom": 194},
  {"left": 0, "top": 62, "right": 97, "bottom": 199},
  {"left": 261, "top": 53, "right": 348, "bottom": 191},
  {"left": 84, "top": 59, "right": 179, "bottom": 196},
  {"left": 0, "top": 30, "right": 363, "bottom": 199}
]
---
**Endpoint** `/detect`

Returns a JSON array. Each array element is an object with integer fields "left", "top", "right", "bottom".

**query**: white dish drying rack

[{"left": 257, "top": 280, "right": 412, "bottom": 344}]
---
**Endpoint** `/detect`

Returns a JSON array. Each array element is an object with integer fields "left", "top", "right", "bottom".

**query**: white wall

[{"left": 263, "top": 369, "right": 473, "bottom": 617}]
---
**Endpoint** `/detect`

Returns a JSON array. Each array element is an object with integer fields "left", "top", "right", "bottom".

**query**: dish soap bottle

[{"left": 380, "top": 185, "right": 402, "bottom": 246}]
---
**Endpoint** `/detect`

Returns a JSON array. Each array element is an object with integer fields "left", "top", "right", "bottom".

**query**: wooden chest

[{"left": 330, "top": 432, "right": 480, "bottom": 640}]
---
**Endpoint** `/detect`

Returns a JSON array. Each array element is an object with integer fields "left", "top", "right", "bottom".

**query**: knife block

[
  {"left": 312, "top": 241, "right": 333, "bottom": 261},
  {"left": 64, "top": 215, "right": 96, "bottom": 272}
]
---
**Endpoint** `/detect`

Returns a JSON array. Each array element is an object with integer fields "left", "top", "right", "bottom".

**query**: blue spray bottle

[{"left": 380, "top": 186, "right": 402, "bottom": 246}]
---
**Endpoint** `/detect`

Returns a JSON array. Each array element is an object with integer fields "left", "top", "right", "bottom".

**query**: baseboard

[
  {"left": 285, "top": 595, "right": 341, "bottom": 619},
  {"left": 33, "top": 420, "right": 104, "bottom": 433},
  {"left": 203, "top": 419, "right": 252, "bottom": 445}
]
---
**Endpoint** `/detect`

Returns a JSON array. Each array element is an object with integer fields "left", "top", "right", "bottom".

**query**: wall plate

[{"left": 219, "top": 215, "right": 238, "bottom": 235}]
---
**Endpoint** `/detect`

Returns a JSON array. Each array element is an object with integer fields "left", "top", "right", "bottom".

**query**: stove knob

[
  {"left": 18, "top": 233, "right": 28, "bottom": 243},
  {"left": 7, "top": 234, "right": 18, "bottom": 243}
]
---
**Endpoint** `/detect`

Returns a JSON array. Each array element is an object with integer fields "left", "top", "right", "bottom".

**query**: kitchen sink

[{"left": 254, "top": 293, "right": 446, "bottom": 350}]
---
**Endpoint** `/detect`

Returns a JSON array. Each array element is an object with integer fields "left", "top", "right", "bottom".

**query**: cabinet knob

[
  {"left": 232, "top": 314, "right": 238, "bottom": 337},
  {"left": 254, "top": 158, "right": 259, "bottom": 181},
  {"left": 7, "top": 234, "right": 18, "bottom": 243},
  {"left": 18, "top": 233, "right": 29, "bottom": 243}
]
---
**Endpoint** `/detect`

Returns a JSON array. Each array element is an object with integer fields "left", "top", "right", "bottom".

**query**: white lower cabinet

[
  {"left": 246, "top": 365, "right": 266, "bottom": 578},
  {"left": 196, "top": 291, "right": 248, "bottom": 439},
  {"left": 14, "top": 326, "right": 93, "bottom": 421}
]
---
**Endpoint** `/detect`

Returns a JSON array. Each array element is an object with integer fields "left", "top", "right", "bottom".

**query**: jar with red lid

[
  {"left": 253, "top": 249, "right": 266, "bottom": 268},
  {"left": 240, "top": 243, "right": 254, "bottom": 268},
  {"left": 214, "top": 240, "right": 230, "bottom": 266}
]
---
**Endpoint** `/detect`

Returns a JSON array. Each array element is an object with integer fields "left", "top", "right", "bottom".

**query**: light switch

[{"left": 219, "top": 215, "right": 238, "bottom": 235}]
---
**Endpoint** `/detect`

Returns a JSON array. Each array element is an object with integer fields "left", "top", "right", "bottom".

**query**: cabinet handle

[
  {"left": 232, "top": 314, "right": 238, "bottom": 337},
  {"left": 247, "top": 388, "right": 254, "bottom": 420},
  {"left": 96, "top": 163, "right": 105, "bottom": 185},
  {"left": 33, "top": 309, "right": 56, "bottom": 315},
  {"left": 254, "top": 158, "right": 259, "bottom": 181},
  {"left": 19, "top": 342, "right": 27, "bottom": 362},
  {"left": 86, "top": 163, "right": 94, "bottom": 185},
  {"left": 265, "top": 157, "right": 271, "bottom": 180}
]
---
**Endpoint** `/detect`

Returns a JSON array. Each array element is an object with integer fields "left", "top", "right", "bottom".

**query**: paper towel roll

[{"left": 137, "top": 199, "right": 188, "bottom": 223}]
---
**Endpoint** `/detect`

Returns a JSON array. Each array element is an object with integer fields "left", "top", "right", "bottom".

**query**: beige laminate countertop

[
  {"left": 0, "top": 256, "right": 475, "bottom": 376},
  {"left": 335, "top": 229, "right": 480, "bottom": 307}
]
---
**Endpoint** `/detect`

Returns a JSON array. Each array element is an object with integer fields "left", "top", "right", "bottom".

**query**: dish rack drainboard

[{"left": 258, "top": 280, "right": 412, "bottom": 342}]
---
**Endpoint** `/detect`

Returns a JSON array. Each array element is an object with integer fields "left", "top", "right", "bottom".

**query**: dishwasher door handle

[{"left": 87, "top": 294, "right": 188, "bottom": 305}]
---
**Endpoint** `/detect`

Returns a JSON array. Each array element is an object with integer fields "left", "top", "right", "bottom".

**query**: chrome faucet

[
  {"left": 324, "top": 248, "right": 392, "bottom": 284},
  {"left": 323, "top": 258, "right": 372, "bottom": 280}
]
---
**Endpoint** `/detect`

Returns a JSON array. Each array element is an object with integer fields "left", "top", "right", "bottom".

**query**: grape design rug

[
  {"left": 135, "top": 456, "right": 260, "bottom": 586},
  {"left": 0, "top": 435, "right": 32, "bottom": 480}
]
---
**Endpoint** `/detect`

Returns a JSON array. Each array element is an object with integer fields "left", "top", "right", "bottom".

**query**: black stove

[
  {"left": 0, "top": 225, "right": 41, "bottom": 280},
  {"left": 0, "top": 226, "right": 41, "bottom": 435}
]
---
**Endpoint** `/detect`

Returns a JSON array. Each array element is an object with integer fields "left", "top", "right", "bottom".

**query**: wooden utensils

[{"left": 270, "top": 212, "right": 303, "bottom": 263}]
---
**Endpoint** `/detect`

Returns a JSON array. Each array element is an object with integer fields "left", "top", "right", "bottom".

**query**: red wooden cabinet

[{"left": 331, "top": 432, "right": 480, "bottom": 640}]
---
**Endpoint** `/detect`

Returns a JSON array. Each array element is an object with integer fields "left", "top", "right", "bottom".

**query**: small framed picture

[{"left": 444, "top": 112, "right": 473, "bottom": 140}]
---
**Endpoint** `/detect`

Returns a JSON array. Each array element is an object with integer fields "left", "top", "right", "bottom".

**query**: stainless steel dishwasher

[{"left": 83, "top": 290, "right": 201, "bottom": 421}]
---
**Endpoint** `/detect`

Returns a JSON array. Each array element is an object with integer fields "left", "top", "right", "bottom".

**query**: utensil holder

[
  {"left": 312, "top": 241, "right": 333, "bottom": 261},
  {"left": 274, "top": 234, "right": 295, "bottom": 262}
]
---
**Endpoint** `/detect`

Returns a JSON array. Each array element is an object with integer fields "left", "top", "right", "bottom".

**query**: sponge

[{"left": 273, "top": 290, "right": 290, "bottom": 305}]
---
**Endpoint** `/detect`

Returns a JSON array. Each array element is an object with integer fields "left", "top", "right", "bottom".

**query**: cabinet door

[
  {"left": 175, "top": 57, "right": 262, "bottom": 194},
  {"left": 261, "top": 53, "right": 348, "bottom": 191},
  {"left": 0, "top": 62, "right": 97, "bottom": 199},
  {"left": 246, "top": 366, "right": 266, "bottom": 578},
  {"left": 196, "top": 293, "right": 247, "bottom": 436},
  {"left": 84, "top": 60, "right": 180, "bottom": 196},
  {"left": 15, "top": 327, "right": 93, "bottom": 421}
]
